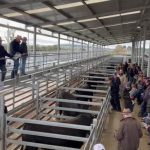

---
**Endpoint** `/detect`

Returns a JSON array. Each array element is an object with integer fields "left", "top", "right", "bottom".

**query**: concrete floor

[{"left": 101, "top": 103, "right": 150, "bottom": 150}]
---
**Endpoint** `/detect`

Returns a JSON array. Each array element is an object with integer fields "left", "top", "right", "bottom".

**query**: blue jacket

[{"left": 10, "top": 39, "right": 22, "bottom": 56}]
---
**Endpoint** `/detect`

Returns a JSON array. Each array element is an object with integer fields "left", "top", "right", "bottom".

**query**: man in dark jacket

[
  {"left": 0, "top": 37, "right": 12, "bottom": 82},
  {"left": 20, "top": 37, "right": 28, "bottom": 75},
  {"left": 110, "top": 73, "right": 121, "bottom": 111},
  {"left": 10, "top": 35, "right": 22, "bottom": 78},
  {"left": 115, "top": 108, "right": 143, "bottom": 150}
]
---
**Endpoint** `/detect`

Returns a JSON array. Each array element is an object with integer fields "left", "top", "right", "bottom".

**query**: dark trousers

[
  {"left": 141, "top": 101, "right": 147, "bottom": 117},
  {"left": 0, "top": 64, "right": 7, "bottom": 81},
  {"left": 111, "top": 94, "right": 121, "bottom": 111},
  {"left": 11, "top": 58, "right": 19, "bottom": 78}
]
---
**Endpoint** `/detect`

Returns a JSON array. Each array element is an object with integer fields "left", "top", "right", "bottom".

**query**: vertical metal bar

[
  {"left": 12, "top": 79, "right": 16, "bottom": 109},
  {"left": 141, "top": 25, "right": 146, "bottom": 70},
  {"left": 32, "top": 75, "right": 35, "bottom": 101},
  {"left": 92, "top": 43, "right": 94, "bottom": 68},
  {"left": 33, "top": 27, "right": 37, "bottom": 70},
  {"left": 0, "top": 93, "right": 6, "bottom": 150},
  {"left": 147, "top": 41, "right": 150, "bottom": 77},
  {"left": 139, "top": 30, "right": 142, "bottom": 66},
  {"left": 56, "top": 34, "right": 61, "bottom": 97},
  {"left": 46, "top": 75, "right": 49, "bottom": 94},
  {"left": 71, "top": 37, "right": 74, "bottom": 77},
  {"left": 35, "top": 81, "right": 40, "bottom": 120},
  {"left": 87, "top": 42, "right": 90, "bottom": 70},
  {"left": 132, "top": 41, "right": 135, "bottom": 63}
]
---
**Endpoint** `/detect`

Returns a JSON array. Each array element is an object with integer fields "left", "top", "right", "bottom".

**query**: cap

[{"left": 93, "top": 144, "right": 105, "bottom": 150}]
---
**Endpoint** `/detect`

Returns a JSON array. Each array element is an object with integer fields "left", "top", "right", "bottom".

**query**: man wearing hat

[
  {"left": 20, "top": 37, "right": 28, "bottom": 75},
  {"left": 10, "top": 35, "right": 22, "bottom": 78},
  {"left": 114, "top": 108, "right": 143, "bottom": 150},
  {"left": 0, "top": 36, "right": 13, "bottom": 82}
]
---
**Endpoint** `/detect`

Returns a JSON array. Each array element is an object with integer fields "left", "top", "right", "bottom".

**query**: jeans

[
  {"left": 0, "top": 64, "right": 7, "bottom": 81},
  {"left": 11, "top": 58, "right": 19, "bottom": 78},
  {"left": 20, "top": 56, "right": 27, "bottom": 74}
]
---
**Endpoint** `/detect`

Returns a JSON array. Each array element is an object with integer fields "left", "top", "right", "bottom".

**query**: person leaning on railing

[
  {"left": 0, "top": 36, "right": 13, "bottom": 82},
  {"left": 10, "top": 35, "right": 22, "bottom": 78},
  {"left": 20, "top": 37, "right": 28, "bottom": 75}
]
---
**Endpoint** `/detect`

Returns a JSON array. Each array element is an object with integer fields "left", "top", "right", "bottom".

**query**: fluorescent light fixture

[
  {"left": 78, "top": 18, "right": 97, "bottom": 22},
  {"left": 86, "top": 0, "right": 110, "bottom": 4},
  {"left": 121, "top": 10, "right": 141, "bottom": 16},
  {"left": 26, "top": 7, "right": 52, "bottom": 14},
  {"left": 90, "top": 26, "right": 104, "bottom": 29},
  {"left": 4, "top": 12, "right": 23, "bottom": 17},
  {"left": 58, "top": 21, "right": 75, "bottom": 25},
  {"left": 98, "top": 10, "right": 140, "bottom": 20},
  {"left": 42, "top": 24, "right": 54, "bottom": 28},
  {"left": 85, "top": 21, "right": 136, "bottom": 30},
  {"left": 55, "top": 2, "right": 83, "bottom": 9},
  {"left": 137, "top": 26, "right": 141, "bottom": 29},
  {"left": 77, "top": 29, "right": 88, "bottom": 32},
  {"left": 99, "top": 14, "right": 120, "bottom": 19},
  {"left": 106, "top": 21, "right": 136, "bottom": 27}
]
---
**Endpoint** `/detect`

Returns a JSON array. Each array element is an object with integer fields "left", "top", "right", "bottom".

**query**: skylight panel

[
  {"left": 26, "top": 7, "right": 52, "bottom": 14},
  {"left": 58, "top": 21, "right": 75, "bottom": 25},
  {"left": 99, "top": 14, "right": 120, "bottom": 19},
  {"left": 55, "top": 2, "right": 83, "bottom": 9},
  {"left": 4, "top": 12, "right": 23, "bottom": 17},
  {"left": 78, "top": 18, "right": 97, "bottom": 23},
  {"left": 121, "top": 10, "right": 141, "bottom": 16},
  {"left": 86, "top": 0, "right": 110, "bottom": 4},
  {"left": 42, "top": 24, "right": 54, "bottom": 28}
]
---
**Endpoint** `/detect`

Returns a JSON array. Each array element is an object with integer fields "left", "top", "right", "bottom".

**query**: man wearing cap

[
  {"left": 10, "top": 35, "right": 22, "bottom": 78},
  {"left": 114, "top": 108, "right": 143, "bottom": 150},
  {"left": 0, "top": 37, "right": 13, "bottom": 82},
  {"left": 110, "top": 72, "right": 121, "bottom": 111},
  {"left": 20, "top": 37, "right": 28, "bottom": 75}
]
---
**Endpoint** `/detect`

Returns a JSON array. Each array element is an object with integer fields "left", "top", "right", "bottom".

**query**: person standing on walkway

[
  {"left": 114, "top": 108, "right": 143, "bottom": 150},
  {"left": 0, "top": 36, "right": 13, "bottom": 82},
  {"left": 10, "top": 35, "right": 22, "bottom": 78},
  {"left": 20, "top": 37, "right": 28, "bottom": 75},
  {"left": 110, "top": 72, "right": 121, "bottom": 111}
]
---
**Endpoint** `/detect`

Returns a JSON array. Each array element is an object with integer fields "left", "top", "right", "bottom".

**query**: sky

[{"left": 0, "top": 18, "right": 150, "bottom": 49}]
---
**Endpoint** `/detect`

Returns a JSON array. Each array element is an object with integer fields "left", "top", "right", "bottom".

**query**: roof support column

[
  {"left": 56, "top": 33, "right": 60, "bottom": 96},
  {"left": 87, "top": 42, "right": 90, "bottom": 70},
  {"left": 132, "top": 41, "right": 135, "bottom": 63},
  {"left": 81, "top": 40, "right": 83, "bottom": 60},
  {"left": 147, "top": 41, "right": 150, "bottom": 77},
  {"left": 135, "top": 41, "right": 138, "bottom": 63},
  {"left": 139, "top": 30, "right": 142, "bottom": 66},
  {"left": 92, "top": 43, "right": 94, "bottom": 68},
  {"left": 33, "top": 27, "right": 37, "bottom": 69},
  {"left": 141, "top": 25, "right": 146, "bottom": 70}
]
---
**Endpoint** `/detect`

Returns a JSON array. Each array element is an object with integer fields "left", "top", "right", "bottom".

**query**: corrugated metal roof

[{"left": 0, "top": 0, "right": 149, "bottom": 45}]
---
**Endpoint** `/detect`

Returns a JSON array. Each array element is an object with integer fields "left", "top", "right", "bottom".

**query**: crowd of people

[
  {"left": 110, "top": 59, "right": 150, "bottom": 149},
  {"left": 0, "top": 35, "right": 28, "bottom": 83}
]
